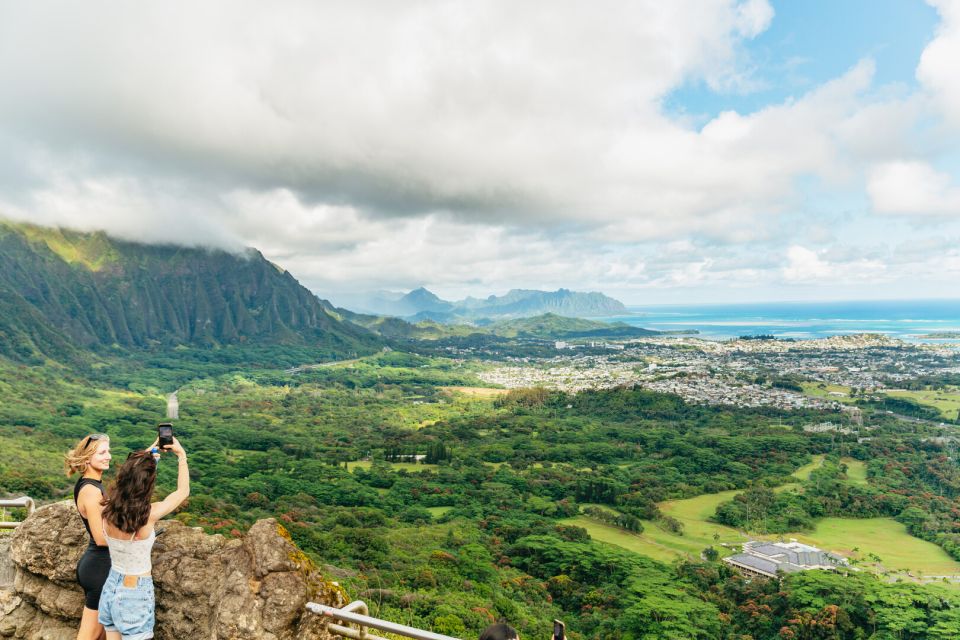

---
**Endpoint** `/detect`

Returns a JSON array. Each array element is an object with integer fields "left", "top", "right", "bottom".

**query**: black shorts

[{"left": 76, "top": 544, "right": 111, "bottom": 610}]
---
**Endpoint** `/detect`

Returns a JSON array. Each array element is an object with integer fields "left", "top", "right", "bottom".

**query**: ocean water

[{"left": 598, "top": 299, "right": 960, "bottom": 343}]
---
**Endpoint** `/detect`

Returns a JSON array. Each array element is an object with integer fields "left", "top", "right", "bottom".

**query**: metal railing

[
  {"left": 0, "top": 497, "right": 35, "bottom": 529},
  {"left": 306, "top": 600, "right": 461, "bottom": 640}
]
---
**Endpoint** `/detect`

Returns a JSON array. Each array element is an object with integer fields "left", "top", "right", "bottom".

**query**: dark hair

[
  {"left": 479, "top": 623, "right": 518, "bottom": 640},
  {"left": 101, "top": 451, "right": 157, "bottom": 534}
]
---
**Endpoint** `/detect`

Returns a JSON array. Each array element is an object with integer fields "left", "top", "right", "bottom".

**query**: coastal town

[{"left": 475, "top": 334, "right": 960, "bottom": 411}]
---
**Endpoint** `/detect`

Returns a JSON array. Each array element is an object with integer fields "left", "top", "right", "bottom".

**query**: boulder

[
  {"left": 0, "top": 534, "right": 14, "bottom": 589},
  {"left": 0, "top": 501, "right": 346, "bottom": 639}
]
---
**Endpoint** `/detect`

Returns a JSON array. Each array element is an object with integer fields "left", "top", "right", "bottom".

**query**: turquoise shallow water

[{"left": 598, "top": 299, "right": 960, "bottom": 343}]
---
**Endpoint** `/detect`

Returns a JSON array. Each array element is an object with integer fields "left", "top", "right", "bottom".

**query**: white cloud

[
  {"left": 867, "top": 161, "right": 960, "bottom": 216},
  {"left": 0, "top": 159, "right": 238, "bottom": 249},
  {"left": 783, "top": 246, "right": 832, "bottom": 282},
  {"left": 0, "top": 0, "right": 810, "bottom": 238},
  {"left": 918, "top": 0, "right": 960, "bottom": 129},
  {"left": 782, "top": 245, "right": 887, "bottom": 284},
  {"left": 0, "top": 1, "right": 958, "bottom": 301}
]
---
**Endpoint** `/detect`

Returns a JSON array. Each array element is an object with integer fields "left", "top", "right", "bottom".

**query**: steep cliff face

[
  {"left": 0, "top": 502, "right": 346, "bottom": 640},
  {"left": 0, "top": 222, "right": 381, "bottom": 363}
]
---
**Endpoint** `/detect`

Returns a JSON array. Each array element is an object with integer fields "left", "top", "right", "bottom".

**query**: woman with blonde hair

[
  {"left": 98, "top": 437, "right": 189, "bottom": 640},
  {"left": 65, "top": 433, "right": 113, "bottom": 640}
]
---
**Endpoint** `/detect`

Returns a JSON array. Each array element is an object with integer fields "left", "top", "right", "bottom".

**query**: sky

[{"left": 1, "top": 1, "right": 959, "bottom": 306}]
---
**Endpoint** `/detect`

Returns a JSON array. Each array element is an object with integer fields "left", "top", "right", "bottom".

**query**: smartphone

[
  {"left": 158, "top": 423, "right": 174, "bottom": 448},
  {"left": 553, "top": 619, "right": 565, "bottom": 640}
]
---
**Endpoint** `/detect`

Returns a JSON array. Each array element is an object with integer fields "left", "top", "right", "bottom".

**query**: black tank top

[{"left": 73, "top": 477, "right": 106, "bottom": 547}]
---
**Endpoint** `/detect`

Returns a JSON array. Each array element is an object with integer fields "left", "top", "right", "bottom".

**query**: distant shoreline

[{"left": 595, "top": 299, "right": 960, "bottom": 344}]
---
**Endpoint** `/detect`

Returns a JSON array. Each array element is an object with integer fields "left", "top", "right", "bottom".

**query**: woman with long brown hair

[
  {"left": 65, "top": 433, "right": 113, "bottom": 640},
  {"left": 97, "top": 438, "right": 189, "bottom": 640}
]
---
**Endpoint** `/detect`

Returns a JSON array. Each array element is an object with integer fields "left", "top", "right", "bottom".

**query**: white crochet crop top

[{"left": 103, "top": 524, "right": 156, "bottom": 575}]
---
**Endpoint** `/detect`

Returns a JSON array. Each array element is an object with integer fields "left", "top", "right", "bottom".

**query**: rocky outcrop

[
  {"left": 0, "top": 501, "right": 346, "bottom": 639},
  {"left": 0, "top": 534, "right": 13, "bottom": 589}
]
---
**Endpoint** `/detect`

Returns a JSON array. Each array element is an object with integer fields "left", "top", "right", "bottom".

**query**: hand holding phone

[
  {"left": 553, "top": 619, "right": 565, "bottom": 640},
  {"left": 158, "top": 423, "right": 174, "bottom": 449}
]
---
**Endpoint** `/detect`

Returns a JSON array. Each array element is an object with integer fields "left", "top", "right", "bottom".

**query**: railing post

[
  {"left": 0, "top": 497, "right": 33, "bottom": 589},
  {"left": 307, "top": 601, "right": 462, "bottom": 640},
  {"left": 0, "top": 497, "right": 35, "bottom": 529}
]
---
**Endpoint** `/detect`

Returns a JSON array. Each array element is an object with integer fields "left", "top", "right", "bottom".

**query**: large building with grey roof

[{"left": 723, "top": 540, "right": 848, "bottom": 579}]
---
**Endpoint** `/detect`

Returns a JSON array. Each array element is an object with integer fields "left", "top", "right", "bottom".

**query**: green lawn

[
  {"left": 562, "top": 494, "right": 748, "bottom": 562},
  {"left": 561, "top": 516, "right": 729, "bottom": 563},
  {"left": 775, "top": 455, "right": 827, "bottom": 493},
  {"left": 841, "top": 458, "right": 868, "bottom": 485},
  {"left": 801, "top": 382, "right": 857, "bottom": 405},
  {"left": 883, "top": 388, "right": 960, "bottom": 421},
  {"left": 791, "top": 518, "right": 960, "bottom": 576},
  {"left": 659, "top": 490, "right": 742, "bottom": 523},
  {"left": 791, "top": 455, "right": 826, "bottom": 481},
  {"left": 571, "top": 490, "right": 960, "bottom": 578},
  {"left": 777, "top": 456, "right": 867, "bottom": 492},
  {"left": 567, "top": 507, "right": 960, "bottom": 577}
]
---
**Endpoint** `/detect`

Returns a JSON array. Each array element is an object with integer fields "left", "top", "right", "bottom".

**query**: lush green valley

[
  {"left": 5, "top": 225, "right": 960, "bottom": 638},
  {"left": 6, "top": 346, "right": 960, "bottom": 638}
]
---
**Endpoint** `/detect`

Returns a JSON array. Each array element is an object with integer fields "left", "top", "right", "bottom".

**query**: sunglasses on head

[{"left": 85, "top": 433, "right": 108, "bottom": 446}]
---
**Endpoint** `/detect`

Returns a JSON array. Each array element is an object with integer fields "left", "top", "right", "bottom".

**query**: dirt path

[{"left": 167, "top": 392, "right": 179, "bottom": 420}]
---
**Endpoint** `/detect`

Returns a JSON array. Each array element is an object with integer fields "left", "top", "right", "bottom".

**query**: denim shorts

[{"left": 97, "top": 569, "right": 155, "bottom": 640}]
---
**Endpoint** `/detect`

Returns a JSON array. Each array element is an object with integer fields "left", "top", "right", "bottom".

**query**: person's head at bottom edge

[{"left": 479, "top": 622, "right": 519, "bottom": 640}]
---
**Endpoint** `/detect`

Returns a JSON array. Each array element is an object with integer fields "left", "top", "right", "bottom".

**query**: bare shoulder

[{"left": 77, "top": 483, "right": 102, "bottom": 504}]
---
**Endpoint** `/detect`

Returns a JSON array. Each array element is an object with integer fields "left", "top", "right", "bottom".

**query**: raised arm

[
  {"left": 77, "top": 485, "right": 108, "bottom": 546},
  {"left": 151, "top": 437, "right": 190, "bottom": 521}
]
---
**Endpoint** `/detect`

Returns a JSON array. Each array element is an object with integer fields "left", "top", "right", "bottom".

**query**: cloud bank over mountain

[{"left": 0, "top": 0, "right": 958, "bottom": 302}]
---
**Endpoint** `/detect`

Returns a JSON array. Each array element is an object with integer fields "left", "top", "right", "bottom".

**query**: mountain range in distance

[
  {"left": 0, "top": 220, "right": 659, "bottom": 365},
  {"left": 330, "top": 286, "right": 628, "bottom": 322}
]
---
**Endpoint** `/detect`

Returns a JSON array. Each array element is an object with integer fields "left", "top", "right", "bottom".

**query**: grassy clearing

[
  {"left": 346, "top": 460, "right": 439, "bottom": 473},
  {"left": 562, "top": 507, "right": 745, "bottom": 563},
  {"left": 842, "top": 458, "right": 868, "bottom": 485},
  {"left": 561, "top": 493, "right": 749, "bottom": 563},
  {"left": 561, "top": 516, "right": 692, "bottom": 563},
  {"left": 774, "top": 455, "right": 826, "bottom": 494},
  {"left": 570, "top": 504, "right": 960, "bottom": 577},
  {"left": 439, "top": 386, "right": 508, "bottom": 399},
  {"left": 883, "top": 388, "right": 960, "bottom": 421},
  {"left": 656, "top": 492, "right": 748, "bottom": 548},
  {"left": 791, "top": 518, "right": 960, "bottom": 576},
  {"left": 801, "top": 382, "right": 857, "bottom": 405},
  {"left": 777, "top": 456, "right": 868, "bottom": 493},
  {"left": 426, "top": 506, "right": 452, "bottom": 518},
  {"left": 573, "top": 483, "right": 959, "bottom": 579},
  {"left": 791, "top": 455, "right": 826, "bottom": 481},
  {"left": 660, "top": 490, "right": 741, "bottom": 523}
]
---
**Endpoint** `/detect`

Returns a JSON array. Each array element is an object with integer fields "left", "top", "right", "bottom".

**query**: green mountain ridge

[
  {"left": 341, "top": 286, "right": 627, "bottom": 320},
  {"left": 0, "top": 221, "right": 381, "bottom": 363},
  {"left": 487, "top": 313, "right": 657, "bottom": 339},
  {"left": 335, "top": 306, "right": 657, "bottom": 341}
]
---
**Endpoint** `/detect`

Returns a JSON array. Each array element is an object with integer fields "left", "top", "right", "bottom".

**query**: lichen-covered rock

[
  {"left": 0, "top": 501, "right": 346, "bottom": 639},
  {"left": 9, "top": 503, "right": 86, "bottom": 585},
  {"left": 0, "top": 534, "right": 15, "bottom": 589}
]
